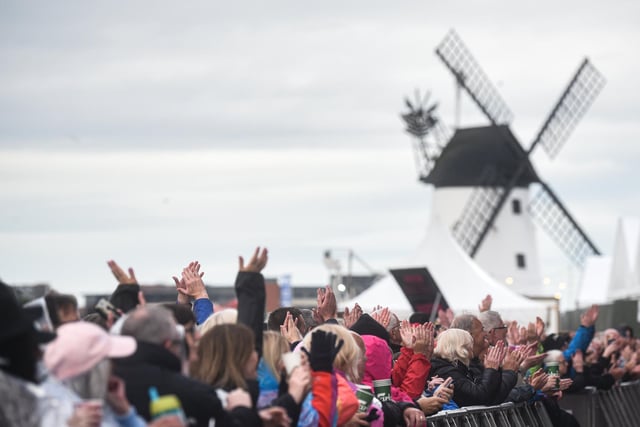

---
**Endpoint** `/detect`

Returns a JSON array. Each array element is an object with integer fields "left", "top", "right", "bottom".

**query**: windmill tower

[{"left": 401, "top": 30, "right": 605, "bottom": 298}]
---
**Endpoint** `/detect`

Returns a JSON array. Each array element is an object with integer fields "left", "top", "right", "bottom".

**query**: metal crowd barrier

[
  {"left": 425, "top": 381, "right": 640, "bottom": 427},
  {"left": 559, "top": 380, "right": 640, "bottom": 427},
  {"left": 425, "top": 401, "right": 552, "bottom": 427}
]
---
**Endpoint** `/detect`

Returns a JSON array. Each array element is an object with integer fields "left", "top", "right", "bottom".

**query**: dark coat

[
  {"left": 113, "top": 341, "right": 261, "bottom": 427},
  {"left": 429, "top": 357, "right": 503, "bottom": 407},
  {"left": 469, "top": 358, "right": 518, "bottom": 405}
]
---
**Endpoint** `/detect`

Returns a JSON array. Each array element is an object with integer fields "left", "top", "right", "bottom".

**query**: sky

[{"left": 1, "top": 1, "right": 639, "bottom": 306}]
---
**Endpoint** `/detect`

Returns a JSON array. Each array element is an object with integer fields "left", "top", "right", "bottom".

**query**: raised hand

[
  {"left": 371, "top": 307, "right": 390, "bottom": 329},
  {"left": 478, "top": 294, "right": 492, "bottom": 312},
  {"left": 302, "top": 330, "right": 344, "bottom": 373},
  {"left": 400, "top": 319, "right": 415, "bottom": 349},
  {"left": 182, "top": 261, "right": 208, "bottom": 300},
  {"left": 526, "top": 322, "right": 538, "bottom": 344},
  {"left": 506, "top": 321, "right": 520, "bottom": 346},
  {"left": 521, "top": 352, "right": 547, "bottom": 372},
  {"left": 535, "top": 316, "right": 546, "bottom": 340},
  {"left": 503, "top": 348, "right": 527, "bottom": 371},
  {"left": 437, "top": 308, "right": 454, "bottom": 329},
  {"left": 343, "top": 303, "right": 363, "bottom": 329},
  {"left": 414, "top": 322, "right": 435, "bottom": 359},
  {"left": 581, "top": 304, "right": 599, "bottom": 327},
  {"left": 287, "top": 365, "right": 311, "bottom": 404},
  {"left": 107, "top": 260, "right": 137, "bottom": 285},
  {"left": 280, "top": 311, "right": 303, "bottom": 344},
  {"left": 519, "top": 326, "right": 527, "bottom": 345},
  {"left": 315, "top": 286, "right": 337, "bottom": 322},
  {"left": 484, "top": 343, "right": 503, "bottom": 370},
  {"left": 238, "top": 247, "right": 269, "bottom": 273}
]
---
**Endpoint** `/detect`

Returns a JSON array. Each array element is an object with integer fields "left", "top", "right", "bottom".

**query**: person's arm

[
  {"left": 312, "top": 286, "right": 338, "bottom": 325},
  {"left": 395, "top": 322, "right": 433, "bottom": 400},
  {"left": 235, "top": 247, "right": 268, "bottom": 357},
  {"left": 451, "top": 346, "right": 503, "bottom": 407},
  {"left": 270, "top": 365, "right": 310, "bottom": 427},
  {"left": 107, "top": 260, "right": 141, "bottom": 313},
  {"left": 174, "top": 261, "right": 214, "bottom": 325},
  {"left": 112, "top": 406, "right": 147, "bottom": 427},
  {"left": 491, "top": 349, "right": 525, "bottom": 404},
  {"left": 563, "top": 305, "right": 598, "bottom": 360}
]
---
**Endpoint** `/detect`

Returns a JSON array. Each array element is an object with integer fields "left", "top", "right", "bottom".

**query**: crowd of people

[{"left": 1, "top": 246, "right": 639, "bottom": 427}]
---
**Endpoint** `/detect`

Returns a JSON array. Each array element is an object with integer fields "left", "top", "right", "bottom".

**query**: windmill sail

[
  {"left": 529, "top": 182, "right": 600, "bottom": 267},
  {"left": 458, "top": 58, "right": 604, "bottom": 258},
  {"left": 532, "top": 59, "right": 606, "bottom": 158},
  {"left": 451, "top": 166, "right": 506, "bottom": 255},
  {"left": 435, "top": 29, "right": 513, "bottom": 125}
]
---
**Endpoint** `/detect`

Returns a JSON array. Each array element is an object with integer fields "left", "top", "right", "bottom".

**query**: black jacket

[
  {"left": 468, "top": 358, "right": 518, "bottom": 405},
  {"left": 429, "top": 357, "right": 502, "bottom": 407},
  {"left": 113, "top": 341, "right": 261, "bottom": 427}
]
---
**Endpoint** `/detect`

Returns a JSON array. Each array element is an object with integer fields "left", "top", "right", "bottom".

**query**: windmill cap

[{"left": 44, "top": 321, "right": 136, "bottom": 380}]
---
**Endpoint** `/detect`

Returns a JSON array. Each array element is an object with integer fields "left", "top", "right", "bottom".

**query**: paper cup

[
  {"left": 282, "top": 352, "right": 301, "bottom": 375},
  {"left": 372, "top": 378, "right": 392, "bottom": 402},
  {"left": 355, "top": 386, "right": 374, "bottom": 412}
]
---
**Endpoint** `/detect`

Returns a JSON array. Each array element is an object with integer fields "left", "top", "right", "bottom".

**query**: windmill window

[
  {"left": 512, "top": 199, "right": 522, "bottom": 215},
  {"left": 516, "top": 253, "right": 526, "bottom": 269}
]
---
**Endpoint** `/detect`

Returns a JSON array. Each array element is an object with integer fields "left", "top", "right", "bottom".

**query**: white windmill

[{"left": 401, "top": 30, "right": 605, "bottom": 298}]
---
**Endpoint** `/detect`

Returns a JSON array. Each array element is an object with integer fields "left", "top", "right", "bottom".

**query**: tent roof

[
  {"left": 340, "top": 214, "right": 547, "bottom": 325},
  {"left": 577, "top": 256, "right": 612, "bottom": 307}
]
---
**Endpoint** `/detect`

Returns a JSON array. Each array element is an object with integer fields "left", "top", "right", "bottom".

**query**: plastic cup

[
  {"left": 546, "top": 362, "right": 560, "bottom": 390},
  {"left": 372, "top": 378, "right": 392, "bottom": 402},
  {"left": 355, "top": 385, "right": 374, "bottom": 412}
]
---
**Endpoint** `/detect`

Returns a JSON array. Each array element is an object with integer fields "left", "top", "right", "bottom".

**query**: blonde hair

[
  {"left": 433, "top": 328, "right": 474, "bottom": 367},
  {"left": 192, "top": 323, "right": 254, "bottom": 390},
  {"left": 199, "top": 308, "right": 238, "bottom": 335},
  {"left": 301, "top": 323, "right": 360, "bottom": 381},
  {"left": 262, "top": 331, "right": 289, "bottom": 378}
]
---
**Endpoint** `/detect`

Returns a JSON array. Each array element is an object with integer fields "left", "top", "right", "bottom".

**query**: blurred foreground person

[{"left": 113, "top": 305, "right": 260, "bottom": 427}]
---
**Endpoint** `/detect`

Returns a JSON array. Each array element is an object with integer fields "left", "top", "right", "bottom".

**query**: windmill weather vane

[{"left": 401, "top": 29, "right": 606, "bottom": 297}]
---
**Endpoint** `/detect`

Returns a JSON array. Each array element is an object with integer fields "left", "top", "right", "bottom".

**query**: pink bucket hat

[{"left": 44, "top": 321, "right": 136, "bottom": 380}]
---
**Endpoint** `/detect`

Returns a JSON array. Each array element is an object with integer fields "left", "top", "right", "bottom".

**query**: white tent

[
  {"left": 340, "top": 215, "right": 550, "bottom": 327},
  {"left": 577, "top": 255, "right": 611, "bottom": 307}
]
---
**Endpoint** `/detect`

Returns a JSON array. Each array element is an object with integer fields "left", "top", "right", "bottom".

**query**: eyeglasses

[{"left": 492, "top": 325, "right": 508, "bottom": 331}]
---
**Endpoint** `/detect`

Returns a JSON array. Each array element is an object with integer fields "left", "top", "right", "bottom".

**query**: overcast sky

[{"left": 1, "top": 1, "right": 638, "bottom": 304}]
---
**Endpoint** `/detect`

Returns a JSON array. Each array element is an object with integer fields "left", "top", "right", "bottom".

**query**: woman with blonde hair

[
  {"left": 429, "top": 328, "right": 504, "bottom": 407},
  {"left": 192, "top": 323, "right": 258, "bottom": 392},
  {"left": 258, "top": 331, "right": 318, "bottom": 427},
  {"left": 301, "top": 324, "right": 360, "bottom": 426}
]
